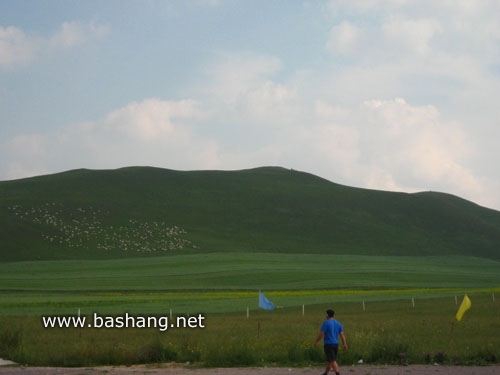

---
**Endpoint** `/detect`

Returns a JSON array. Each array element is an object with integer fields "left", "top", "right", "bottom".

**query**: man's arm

[
  {"left": 314, "top": 331, "right": 324, "bottom": 347},
  {"left": 340, "top": 332, "right": 348, "bottom": 349}
]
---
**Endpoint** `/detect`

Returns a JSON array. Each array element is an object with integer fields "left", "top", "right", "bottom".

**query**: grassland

[
  {"left": 1, "top": 252, "right": 499, "bottom": 315},
  {"left": 0, "top": 252, "right": 499, "bottom": 366},
  {"left": 1, "top": 293, "right": 499, "bottom": 367}
]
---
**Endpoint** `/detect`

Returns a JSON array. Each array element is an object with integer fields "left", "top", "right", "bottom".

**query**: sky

[{"left": 1, "top": 1, "right": 499, "bottom": 210}]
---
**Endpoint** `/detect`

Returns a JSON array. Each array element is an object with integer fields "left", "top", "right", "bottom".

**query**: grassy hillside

[{"left": 1, "top": 166, "right": 500, "bottom": 261}]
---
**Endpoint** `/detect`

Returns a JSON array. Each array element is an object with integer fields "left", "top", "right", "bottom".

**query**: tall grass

[{"left": 1, "top": 294, "right": 498, "bottom": 367}]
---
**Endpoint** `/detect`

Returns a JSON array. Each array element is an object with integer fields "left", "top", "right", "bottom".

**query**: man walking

[{"left": 314, "top": 309, "right": 348, "bottom": 375}]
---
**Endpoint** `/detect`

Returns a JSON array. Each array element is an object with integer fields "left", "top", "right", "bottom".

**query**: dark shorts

[{"left": 324, "top": 344, "right": 339, "bottom": 362}]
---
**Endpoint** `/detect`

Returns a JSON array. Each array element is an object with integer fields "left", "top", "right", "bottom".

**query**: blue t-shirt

[{"left": 320, "top": 318, "right": 343, "bottom": 345}]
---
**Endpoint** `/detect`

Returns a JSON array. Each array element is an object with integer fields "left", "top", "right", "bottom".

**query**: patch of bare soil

[{"left": 0, "top": 364, "right": 499, "bottom": 375}]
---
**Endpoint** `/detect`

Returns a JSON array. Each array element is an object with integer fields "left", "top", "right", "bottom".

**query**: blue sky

[{"left": 1, "top": 1, "right": 500, "bottom": 210}]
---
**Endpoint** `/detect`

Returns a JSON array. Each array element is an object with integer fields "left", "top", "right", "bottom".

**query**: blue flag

[{"left": 259, "top": 291, "right": 275, "bottom": 310}]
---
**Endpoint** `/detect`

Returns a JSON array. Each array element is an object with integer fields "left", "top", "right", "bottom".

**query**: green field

[
  {"left": 1, "top": 292, "right": 499, "bottom": 367},
  {"left": 1, "top": 253, "right": 499, "bottom": 315},
  {"left": 1, "top": 253, "right": 499, "bottom": 366}
]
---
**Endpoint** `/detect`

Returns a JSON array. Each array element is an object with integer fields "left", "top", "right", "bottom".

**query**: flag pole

[
  {"left": 448, "top": 321, "right": 456, "bottom": 344},
  {"left": 449, "top": 322, "right": 457, "bottom": 345}
]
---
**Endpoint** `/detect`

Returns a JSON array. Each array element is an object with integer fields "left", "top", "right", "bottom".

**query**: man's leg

[
  {"left": 323, "top": 345, "right": 339, "bottom": 374},
  {"left": 323, "top": 361, "right": 334, "bottom": 374},
  {"left": 332, "top": 360, "right": 340, "bottom": 374}
]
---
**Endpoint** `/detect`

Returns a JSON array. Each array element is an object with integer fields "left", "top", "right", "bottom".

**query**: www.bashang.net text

[{"left": 42, "top": 312, "right": 205, "bottom": 332}]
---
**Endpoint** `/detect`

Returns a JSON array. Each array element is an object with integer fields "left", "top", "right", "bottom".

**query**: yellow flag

[{"left": 455, "top": 294, "right": 471, "bottom": 321}]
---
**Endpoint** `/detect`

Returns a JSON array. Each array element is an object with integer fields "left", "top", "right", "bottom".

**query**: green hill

[{"left": 1, "top": 166, "right": 499, "bottom": 261}]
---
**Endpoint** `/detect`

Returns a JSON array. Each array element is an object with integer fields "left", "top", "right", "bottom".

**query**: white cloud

[
  {"left": 205, "top": 52, "right": 283, "bottom": 104},
  {"left": 1, "top": 134, "right": 50, "bottom": 179},
  {"left": 243, "top": 81, "right": 298, "bottom": 125},
  {"left": 64, "top": 98, "right": 219, "bottom": 170},
  {"left": 1, "top": 98, "right": 220, "bottom": 179},
  {"left": 100, "top": 98, "right": 202, "bottom": 141},
  {"left": 356, "top": 98, "right": 476, "bottom": 191},
  {"left": 304, "top": 97, "right": 494, "bottom": 208},
  {"left": 0, "top": 26, "right": 39, "bottom": 68},
  {"left": 326, "top": 21, "right": 361, "bottom": 56},
  {"left": 382, "top": 16, "right": 442, "bottom": 56},
  {"left": 200, "top": 51, "right": 300, "bottom": 129},
  {"left": 49, "top": 20, "right": 108, "bottom": 49},
  {"left": 0, "top": 20, "right": 108, "bottom": 69}
]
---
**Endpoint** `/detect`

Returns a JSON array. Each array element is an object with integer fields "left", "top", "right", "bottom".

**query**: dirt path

[{"left": 0, "top": 364, "right": 499, "bottom": 375}]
